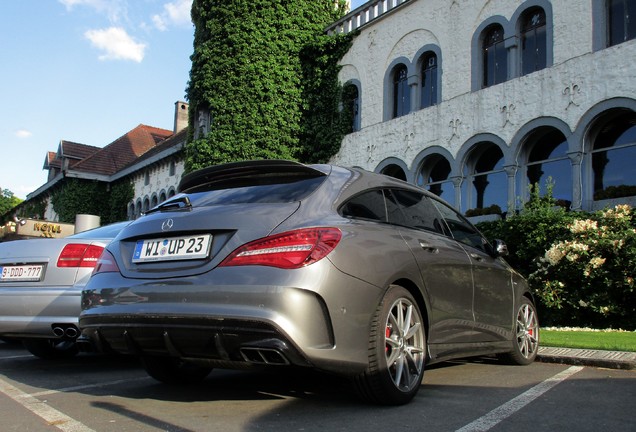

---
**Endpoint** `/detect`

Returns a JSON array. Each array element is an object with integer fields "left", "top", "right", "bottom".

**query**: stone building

[
  {"left": 17, "top": 102, "right": 188, "bottom": 223},
  {"left": 328, "top": 0, "right": 636, "bottom": 214},
  {"left": 9, "top": 0, "right": 636, "bottom": 225}
]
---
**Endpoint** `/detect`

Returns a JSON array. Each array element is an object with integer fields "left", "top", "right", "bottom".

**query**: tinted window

[
  {"left": 340, "top": 189, "right": 387, "bottom": 222},
  {"left": 185, "top": 175, "right": 326, "bottom": 206},
  {"left": 388, "top": 189, "right": 445, "bottom": 234},
  {"left": 430, "top": 200, "right": 488, "bottom": 252}
]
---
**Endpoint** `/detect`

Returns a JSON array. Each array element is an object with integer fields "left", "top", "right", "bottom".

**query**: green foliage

[
  {"left": 298, "top": 32, "right": 356, "bottom": 163},
  {"left": 529, "top": 205, "right": 636, "bottom": 329},
  {"left": 477, "top": 181, "right": 636, "bottom": 329},
  {"left": 185, "top": 0, "right": 351, "bottom": 172},
  {"left": 465, "top": 204, "right": 502, "bottom": 217},
  {"left": 594, "top": 184, "right": 636, "bottom": 200},
  {"left": 103, "top": 180, "right": 134, "bottom": 224},
  {"left": 51, "top": 179, "right": 133, "bottom": 224},
  {"left": 51, "top": 179, "right": 109, "bottom": 223},
  {"left": 0, "top": 188, "right": 23, "bottom": 217},
  {"left": 17, "top": 200, "right": 47, "bottom": 220}
]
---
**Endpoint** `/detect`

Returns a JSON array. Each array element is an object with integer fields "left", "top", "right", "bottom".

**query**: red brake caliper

[{"left": 385, "top": 325, "right": 392, "bottom": 352}]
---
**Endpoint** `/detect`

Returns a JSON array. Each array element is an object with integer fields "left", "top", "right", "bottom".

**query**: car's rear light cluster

[
  {"left": 220, "top": 228, "right": 342, "bottom": 269},
  {"left": 57, "top": 244, "right": 105, "bottom": 268},
  {"left": 92, "top": 250, "right": 120, "bottom": 275}
]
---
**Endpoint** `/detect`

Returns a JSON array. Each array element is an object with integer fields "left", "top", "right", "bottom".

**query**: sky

[{"left": 0, "top": 0, "right": 366, "bottom": 199}]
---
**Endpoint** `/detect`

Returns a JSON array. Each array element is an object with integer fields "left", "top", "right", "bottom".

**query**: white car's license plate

[
  {"left": 0, "top": 265, "right": 44, "bottom": 282},
  {"left": 132, "top": 234, "right": 212, "bottom": 263}
]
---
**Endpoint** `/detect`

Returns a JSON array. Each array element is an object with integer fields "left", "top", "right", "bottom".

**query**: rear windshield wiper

[{"left": 144, "top": 196, "right": 192, "bottom": 215}]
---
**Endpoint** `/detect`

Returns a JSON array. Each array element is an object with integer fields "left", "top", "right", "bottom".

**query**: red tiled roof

[
  {"left": 72, "top": 125, "right": 173, "bottom": 176},
  {"left": 59, "top": 141, "right": 101, "bottom": 161}
]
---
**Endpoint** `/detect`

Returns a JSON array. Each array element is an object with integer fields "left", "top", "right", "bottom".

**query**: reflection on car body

[{"left": 79, "top": 160, "right": 539, "bottom": 405}]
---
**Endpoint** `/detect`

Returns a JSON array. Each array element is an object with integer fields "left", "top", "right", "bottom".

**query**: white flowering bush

[{"left": 529, "top": 204, "right": 636, "bottom": 329}]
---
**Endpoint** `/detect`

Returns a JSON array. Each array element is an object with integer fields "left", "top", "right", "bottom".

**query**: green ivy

[
  {"left": 185, "top": 0, "right": 352, "bottom": 172},
  {"left": 50, "top": 178, "right": 133, "bottom": 224}
]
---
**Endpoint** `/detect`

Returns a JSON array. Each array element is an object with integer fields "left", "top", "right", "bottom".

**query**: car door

[
  {"left": 429, "top": 199, "right": 514, "bottom": 343},
  {"left": 386, "top": 189, "right": 476, "bottom": 344}
]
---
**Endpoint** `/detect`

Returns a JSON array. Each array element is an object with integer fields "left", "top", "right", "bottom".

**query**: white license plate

[
  {"left": 0, "top": 265, "right": 44, "bottom": 282},
  {"left": 132, "top": 234, "right": 212, "bottom": 263}
]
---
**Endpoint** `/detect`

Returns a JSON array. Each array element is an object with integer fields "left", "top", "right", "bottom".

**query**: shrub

[
  {"left": 476, "top": 182, "right": 636, "bottom": 329},
  {"left": 528, "top": 204, "right": 636, "bottom": 329}
]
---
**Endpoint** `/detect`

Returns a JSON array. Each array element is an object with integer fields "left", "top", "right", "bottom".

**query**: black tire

[
  {"left": 141, "top": 356, "right": 212, "bottom": 385},
  {"left": 23, "top": 338, "right": 79, "bottom": 360},
  {"left": 502, "top": 297, "right": 539, "bottom": 365},
  {"left": 353, "top": 285, "right": 426, "bottom": 405}
]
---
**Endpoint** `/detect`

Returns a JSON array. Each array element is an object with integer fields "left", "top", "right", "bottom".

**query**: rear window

[{"left": 185, "top": 175, "right": 327, "bottom": 206}]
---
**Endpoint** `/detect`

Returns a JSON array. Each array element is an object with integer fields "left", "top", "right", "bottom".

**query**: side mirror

[{"left": 492, "top": 239, "right": 509, "bottom": 257}]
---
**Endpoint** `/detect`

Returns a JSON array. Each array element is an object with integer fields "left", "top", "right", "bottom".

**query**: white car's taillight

[{"left": 57, "top": 244, "right": 104, "bottom": 268}]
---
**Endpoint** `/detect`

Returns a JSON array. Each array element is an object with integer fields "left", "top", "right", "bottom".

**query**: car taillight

[
  {"left": 57, "top": 244, "right": 105, "bottom": 268},
  {"left": 92, "top": 250, "right": 120, "bottom": 275},
  {"left": 219, "top": 228, "right": 341, "bottom": 269}
]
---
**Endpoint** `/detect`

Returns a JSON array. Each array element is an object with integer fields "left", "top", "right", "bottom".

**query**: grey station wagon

[{"left": 79, "top": 160, "right": 539, "bottom": 405}]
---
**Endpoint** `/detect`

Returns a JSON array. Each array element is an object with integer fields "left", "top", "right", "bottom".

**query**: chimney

[{"left": 174, "top": 101, "right": 189, "bottom": 133}]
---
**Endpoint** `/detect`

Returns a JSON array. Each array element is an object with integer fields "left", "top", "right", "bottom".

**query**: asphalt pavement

[{"left": 537, "top": 346, "right": 636, "bottom": 369}]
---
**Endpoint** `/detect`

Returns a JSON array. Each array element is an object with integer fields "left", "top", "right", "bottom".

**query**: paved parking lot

[{"left": 1, "top": 340, "right": 634, "bottom": 432}]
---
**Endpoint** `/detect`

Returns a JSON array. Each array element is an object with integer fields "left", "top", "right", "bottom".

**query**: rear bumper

[
  {"left": 0, "top": 286, "right": 81, "bottom": 338},
  {"left": 80, "top": 264, "right": 384, "bottom": 374}
]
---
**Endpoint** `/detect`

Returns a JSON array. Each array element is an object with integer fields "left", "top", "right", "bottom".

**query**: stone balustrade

[{"left": 326, "top": 0, "right": 412, "bottom": 35}]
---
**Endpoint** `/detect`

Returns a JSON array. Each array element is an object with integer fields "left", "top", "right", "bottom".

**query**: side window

[
  {"left": 388, "top": 189, "right": 445, "bottom": 234},
  {"left": 430, "top": 199, "right": 488, "bottom": 252},
  {"left": 340, "top": 189, "right": 387, "bottom": 222}
]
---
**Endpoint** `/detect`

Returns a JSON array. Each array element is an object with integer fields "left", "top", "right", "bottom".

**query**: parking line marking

[
  {"left": 455, "top": 365, "right": 584, "bottom": 432},
  {"left": 26, "top": 376, "right": 151, "bottom": 398},
  {"left": 0, "top": 375, "right": 95, "bottom": 432}
]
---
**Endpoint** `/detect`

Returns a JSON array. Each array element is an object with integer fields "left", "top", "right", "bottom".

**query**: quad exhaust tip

[{"left": 240, "top": 347, "right": 289, "bottom": 365}]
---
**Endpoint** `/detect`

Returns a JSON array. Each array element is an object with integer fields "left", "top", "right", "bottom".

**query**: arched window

[
  {"left": 608, "top": 0, "right": 636, "bottom": 46},
  {"left": 151, "top": 195, "right": 158, "bottom": 208},
  {"left": 463, "top": 144, "right": 507, "bottom": 211},
  {"left": 169, "top": 160, "right": 176, "bottom": 176},
  {"left": 142, "top": 197, "right": 150, "bottom": 214},
  {"left": 343, "top": 83, "right": 360, "bottom": 132},
  {"left": 521, "top": 7, "right": 547, "bottom": 75},
  {"left": 417, "top": 155, "right": 454, "bottom": 206},
  {"left": 421, "top": 53, "right": 438, "bottom": 109},
  {"left": 381, "top": 164, "right": 407, "bottom": 181},
  {"left": 592, "top": 111, "right": 636, "bottom": 200},
  {"left": 482, "top": 25, "right": 507, "bottom": 88},
  {"left": 393, "top": 65, "right": 410, "bottom": 118},
  {"left": 525, "top": 129, "right": 572, "bottom": 203},
  {"left": 160, "top": 191, "right": 167, "bottom": 203}
]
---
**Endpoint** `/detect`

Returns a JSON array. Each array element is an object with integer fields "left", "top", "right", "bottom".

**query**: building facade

[{"left": 328, "top": 0, "right": 636, "bottom": 214}]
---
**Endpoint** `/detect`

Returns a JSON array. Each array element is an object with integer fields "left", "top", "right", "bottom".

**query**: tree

[
  {"left": 0, "top": 188, "right": 22, "bottom": 216},
  {"left": 185, "top": 0, "right": 352, "bottom": 172}
]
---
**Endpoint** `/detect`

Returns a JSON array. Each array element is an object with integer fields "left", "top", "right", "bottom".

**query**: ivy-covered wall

[
  {"left": 185, "top": 0, "right": 354, "bottom": 172},
  {"left": 51, "top": 178, "right": 133, "bottom": 224}
]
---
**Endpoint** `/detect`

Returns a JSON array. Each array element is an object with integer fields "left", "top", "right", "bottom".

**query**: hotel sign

[{"left": 15, "top": 219, "right": 75, "bottom": 239}]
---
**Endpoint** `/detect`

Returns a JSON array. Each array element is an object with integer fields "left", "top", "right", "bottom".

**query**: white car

[{"left": 0, "top": 222, "right": 128, "bottom": 358}]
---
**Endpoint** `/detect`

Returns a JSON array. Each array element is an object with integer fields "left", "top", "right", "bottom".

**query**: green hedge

[{"left": 477, "top": 193, "right": 636, "bottom": 330}]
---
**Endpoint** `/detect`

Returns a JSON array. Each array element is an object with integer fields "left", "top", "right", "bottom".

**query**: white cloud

[
  {"left": 152, "top": 0, "right": 192, "bottom": 31},
  {"left": 14, "top": 130, "right": 32, "bottom": 139},
  {"left": 85, "top": 27, "right": 146, "bottom": 62},
  {"left": 59, "top": 0, "right": 127, "bottom": 23}
]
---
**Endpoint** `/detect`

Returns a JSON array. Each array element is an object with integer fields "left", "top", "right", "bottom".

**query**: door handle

[
  {"left": 470, "top": 253, "right": 484, "bottom": 262},
  {"left": 419, "top": 241, "right": 439, "bottom": 253}
]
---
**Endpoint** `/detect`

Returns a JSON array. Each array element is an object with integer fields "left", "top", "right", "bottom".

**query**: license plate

[
  {"left": 132, "top": 234, "right": 212, "bottom": 263},
  {"left": 0, "top": 265, "right": 44, "bottom": 282}
]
